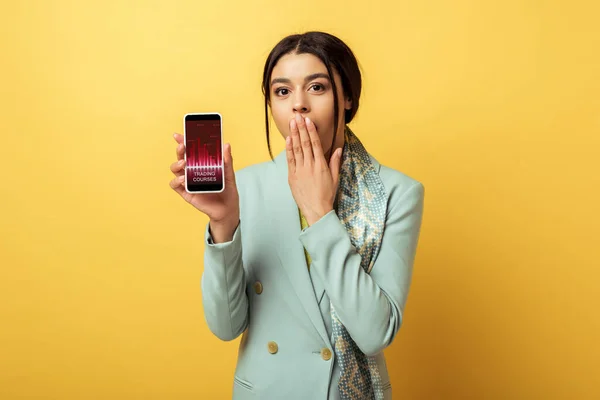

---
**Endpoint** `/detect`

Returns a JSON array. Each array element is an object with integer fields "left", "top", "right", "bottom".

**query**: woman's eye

[{"left": 274, "top": 84, "right": 325, "bottom": 96}]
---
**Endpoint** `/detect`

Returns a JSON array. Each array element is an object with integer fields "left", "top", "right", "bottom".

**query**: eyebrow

[{"left": 270, "top": 73, "right": 331, "bottom": 86}]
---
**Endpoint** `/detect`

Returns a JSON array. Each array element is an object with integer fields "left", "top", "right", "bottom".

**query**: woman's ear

[{"left": 344, "top": 96, "right": 352, "bottom": 110}]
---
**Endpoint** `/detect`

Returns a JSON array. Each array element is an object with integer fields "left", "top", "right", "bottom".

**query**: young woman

[{"left": 169, "top": 31, "right": 425, "bottom": 400}]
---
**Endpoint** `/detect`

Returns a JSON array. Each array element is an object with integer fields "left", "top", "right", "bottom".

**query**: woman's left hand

[{"left": 286, "top": 113, "right": 343, "bottom": 226}]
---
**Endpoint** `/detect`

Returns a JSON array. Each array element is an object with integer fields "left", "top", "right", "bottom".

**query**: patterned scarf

[{"left": 332, "top": 125, "right": 388, "bottom": 400}]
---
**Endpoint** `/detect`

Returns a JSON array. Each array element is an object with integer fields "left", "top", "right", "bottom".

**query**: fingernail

[
  {"left": 291, "top": 119, "right": 296, "bottom": 129},
  {"left": 305, "top": 117, "right": 311, "bottom": 125},
  {"left": 178, "top": 159, "right": 184, "bottom": 165},
  {"left": 179, "top": 175, "right": 185, "bottom": 181}
]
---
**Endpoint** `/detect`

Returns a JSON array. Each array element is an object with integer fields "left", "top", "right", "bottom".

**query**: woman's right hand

[{"left": 169, "top": 133, "right": 240, "bottom": 237}]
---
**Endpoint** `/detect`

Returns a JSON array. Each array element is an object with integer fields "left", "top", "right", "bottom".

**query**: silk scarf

[{"left": 331, "top": 125, "right": 388, "bottom": 400}]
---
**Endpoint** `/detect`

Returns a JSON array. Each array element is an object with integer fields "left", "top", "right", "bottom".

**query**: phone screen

[{"left": 184, "top": 113, "right": 224, "bottom": 193}]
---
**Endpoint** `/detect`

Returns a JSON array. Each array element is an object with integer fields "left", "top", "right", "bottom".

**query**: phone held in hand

[{"left": 183, "top": 113, "right": 225, "bottom": 194}]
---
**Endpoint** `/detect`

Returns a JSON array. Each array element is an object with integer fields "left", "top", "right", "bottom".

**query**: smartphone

[{"left": 183, "top": 113, "right": 224, "bottom": 193}]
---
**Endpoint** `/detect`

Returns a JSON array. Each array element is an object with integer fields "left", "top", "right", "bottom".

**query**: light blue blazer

[{"left": 201, "top": 148, "right": 425, "bottom": 399}]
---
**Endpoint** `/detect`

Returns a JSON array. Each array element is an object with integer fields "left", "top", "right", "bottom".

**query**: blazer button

[
  {"left": 321, "top": 348, "right": 332, "bottom": 361},
  {"left": 254, "top": 281, "right": 263, "bottom": 294},
  {"left": 267, "top": 341, "right": 278, "bottom": 354}
]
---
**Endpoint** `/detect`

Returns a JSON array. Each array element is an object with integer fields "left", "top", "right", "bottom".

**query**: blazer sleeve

[
  {"left": 200, "top": 220, "right": 249, "bottom": 341},
  {"left": 298, "top": 182, "right": 424, "bottom": 356}
]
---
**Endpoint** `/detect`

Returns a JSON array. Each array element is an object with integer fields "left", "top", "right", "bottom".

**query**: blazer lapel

[{"left": 266, "top": 150, "right": 330, "bottom": 346}]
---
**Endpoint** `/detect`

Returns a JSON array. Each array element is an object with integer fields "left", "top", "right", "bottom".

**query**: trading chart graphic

[{"left": 185, "top": 117, "right": 223, "bottom": 190}]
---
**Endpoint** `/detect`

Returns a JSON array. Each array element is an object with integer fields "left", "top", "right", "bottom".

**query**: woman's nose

[
  {"left": 293, "top": 93, "right": 309, "bottom": 113},
  {"left": 294, "top": 103, "right": 308, "bottom": 114}
]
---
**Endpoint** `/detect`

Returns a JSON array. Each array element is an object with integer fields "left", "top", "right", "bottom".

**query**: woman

[{"left": 169, "top": 31, "right": 424, "bottom": 400}]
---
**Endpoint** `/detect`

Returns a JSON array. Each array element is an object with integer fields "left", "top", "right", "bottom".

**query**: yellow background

[{"left": 1, "top": 0, "right": 598, "bottom": 398}]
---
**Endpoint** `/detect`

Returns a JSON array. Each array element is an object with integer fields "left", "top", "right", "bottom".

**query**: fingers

[
  {"left": 170, "top": 158, "right": 185, "bottom": 174},
  {"left": 176, "top": 142, "right": 184, "bottom": 161},
  {"left": 285, "top": 135, "right": 295, "bottom": 174},
  {"left": 223, "top": 143, "right": 237, "bottom": 185},
  {"left": 330, "top": 147, "right": 343, "bottom": 189},
  {"left": 171, "top": 133, "right": 186, "bottom": 175},
  {"left": 170, "top": 133, "right": 186, "bottom": 193},
  {"left": 295, "top": 113, "right": 313, "bottom": 163},
  {"left": 305, "top": 117, "right": 323, "bottom": 162},
  {"left": 290, "top": 117, "right": 304, "bottom": 167},
  {"left": 170, "top": 174, "right": 185, "bottom": 190},
  {"left": 173, "top": 133, "right": 185, "bottom": 161}
]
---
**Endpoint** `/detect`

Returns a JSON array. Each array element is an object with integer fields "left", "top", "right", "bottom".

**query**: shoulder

[{"left": 369, "top": 154, "right": 424, "bottom": 213}]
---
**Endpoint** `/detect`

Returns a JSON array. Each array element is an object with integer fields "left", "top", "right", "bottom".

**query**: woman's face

[{"left": 268, "top": 52, "right": 351, "bottom": 159}]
